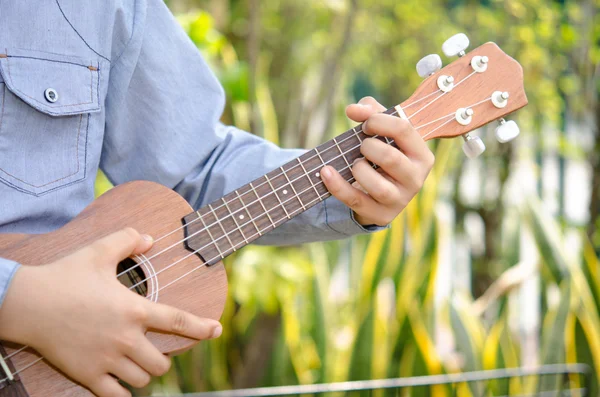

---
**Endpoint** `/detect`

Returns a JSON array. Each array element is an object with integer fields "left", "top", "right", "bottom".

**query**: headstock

[{"left": 398, "top": 34, "right": 527, "bottom": 158}]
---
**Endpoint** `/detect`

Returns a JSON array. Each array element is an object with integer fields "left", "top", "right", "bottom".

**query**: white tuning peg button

[
  {"left": 495, "top": 119, "right": 520, "bottom": 143},
  {"left": 442, "top": 33, "right": 470, "bottom": 57},
  {"left": 462, "top": 134, "right": 486, "bottom": 158},
  {"left": 416, "top": 54, "right": 442, "bottom": 77}
]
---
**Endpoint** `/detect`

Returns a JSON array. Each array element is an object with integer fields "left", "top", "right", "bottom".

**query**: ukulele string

[
  {"left": 421, "top": 96, "right": 492, "bottom": 140},
  {"left": 417, "top": 111, "right": 459, "bottom": 131},
  {"left": 117, "top": 126, "right": 375, "bottom": 280},
  {"left": 0, "top": 74, "right": 483, "bottom": 382},
  {"left": 0, "top": 356, "right": 43, "bottom": 384},
  {"left": 124, "top": 70, "right": 477, "bottom": 273},
  {"left": 148, "top": 86, "right": 490, "bottom": 296},
  {"left": 399, "top": 88, "right": 442, "bottom": 110},
  {"left": 149, "top": 90, "right": 446, "bottom": 246},
  {"left": 117, "top": 82, "right": 458, "bottom": 281},
  {"left": 139, "top": 71, "right": 478, "bottom": 254},
  {"left": 407, "top": 70, "right": 478, "bottom": 122},
  {"left": 127, "top": 132, "right": 378, "bottom": 292},
  {"left": 127, "top": 92, "right": 492, "bottom": 294},
  {"left": 2, "top": 346, "right": 27, "bottom": 361},
  {"left": 115, "top": 125, "right": 368, "bottom": 280},
  {"left": 118, "top": 72, "right": 483, "bottom": 285}
]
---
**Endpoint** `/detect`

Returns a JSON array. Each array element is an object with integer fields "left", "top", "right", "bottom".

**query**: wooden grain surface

[
  {"left": 0, "top": 181, "right": 228, "bottom": 396},
  {"left": 401, "top": 42, "right": 527, "bottom": 141}
]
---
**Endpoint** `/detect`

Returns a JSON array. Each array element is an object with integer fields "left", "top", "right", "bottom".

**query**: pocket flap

[{"left": 0, "top": 48, "right": 101, "bottom": 116}]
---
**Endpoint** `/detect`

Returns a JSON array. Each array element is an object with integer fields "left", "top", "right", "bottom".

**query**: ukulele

[{"left": 0, "top": 34, "right": 527, "bottom": 397}]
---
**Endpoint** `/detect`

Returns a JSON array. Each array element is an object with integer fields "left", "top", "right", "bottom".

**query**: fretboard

[{"left": 182, "top": 107, "right": 399, "bottom": 264}]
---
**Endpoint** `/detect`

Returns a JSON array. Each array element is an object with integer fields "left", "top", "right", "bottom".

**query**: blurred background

[{"left": 99, "top": 0, "right": 600, "bottom": 395}]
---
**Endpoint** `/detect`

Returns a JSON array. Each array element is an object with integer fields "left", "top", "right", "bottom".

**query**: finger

[
  {"left": 89, "top": 374, "right": 131, "bottom": 397},
  {"left": 145, "top": 302, "right": 222, "bottom": 340},
  {"left": 111, "top": 357, "right": 151, "bottom": 389},
  {"left": 345, "top": 96, "right": 386, "bottom": 123},
  {"left": 360, "top": 138, "right": 420, "bottom": 190},
  {"left": 351, "top": 159, "right": 402, "bottom": 206},
  {"left": 320, "top": 166, "right": 381, "bottom": 216},
  {"left": 363, "top": 114, "right": 434, "bottom": 163},
  {"left": 126, "top": 336, "right": 172, "bottom": 377},
  {"left": 86, "top": 228, "right": 153, "bottom": 265}
]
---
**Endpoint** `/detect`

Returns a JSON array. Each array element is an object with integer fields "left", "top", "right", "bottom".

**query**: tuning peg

[
  {"left": 416, "top": 54, "right": 442, "bottom": 77},
  {"left": 442, "top": 33, "right": 469, "bottom": 57},
  {"left": 491, "top": 91, "right": 509, "bottom": 108},
  {"left": 462, "top": 133, "right": 486, "bottom": 158},
  {"left": 495, "top": 119, "right": 520, "bottom": 143}
]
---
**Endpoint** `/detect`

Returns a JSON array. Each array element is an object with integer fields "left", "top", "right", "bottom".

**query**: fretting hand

[
  {"left": 321, "top": 97, "right": 435, "bottom": 226},
  {"left": 0, "top": 228, "right": 222, "bottom": 397}
]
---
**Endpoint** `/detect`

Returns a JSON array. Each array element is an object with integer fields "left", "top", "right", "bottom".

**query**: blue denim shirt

[{"left": 0, "top": 0, "right": 381, "bottom": 306}]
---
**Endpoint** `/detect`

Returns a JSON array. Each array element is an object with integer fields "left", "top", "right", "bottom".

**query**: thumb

[{"left": 86, "top": 228, "right": 153, "bottom": 266}]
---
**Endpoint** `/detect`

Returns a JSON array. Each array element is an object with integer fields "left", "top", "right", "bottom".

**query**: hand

[
  {"left": 0, "top": 228, "right": 222, "bottom": 397},
  {"left": 320, "top": 96, "right": 435, "bottom": 226}
]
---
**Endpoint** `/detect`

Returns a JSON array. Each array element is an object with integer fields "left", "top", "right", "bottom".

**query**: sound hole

[{"left": 117, "top": 258, "right": 148, "bottom": 297}]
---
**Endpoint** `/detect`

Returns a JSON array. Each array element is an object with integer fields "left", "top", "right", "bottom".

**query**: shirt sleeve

[
  {"left": 0, "top": 258, "right": 20, "bottom": 308},
  {"left": 101, "top": 0, "right": 385, "bottom": 246}
]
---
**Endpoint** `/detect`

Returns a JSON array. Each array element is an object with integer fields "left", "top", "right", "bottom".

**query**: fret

[
  {"left": 353, "top": 126, "right": 364, "bottom": 141},
  {"left": 265, "top": 174, "right": 291, "bottom": 219},
  {"left": 315, "top": 147, "right": 326, "bottom": 167},
  {"left": 341, "top": 129, "right": 363, "bottom": 150},
  {"left": 327, "top": 134, "right": 357, "bottom": 182},
  {"left": 302, "top": 150, "right": 330, "bottom": 198},
  {"left": 280, "top": 166, "right": 305, "bottom": 210},
  {"left": 297, "top": 158, "right": 320, "bottom": 198},
  {"left": 313, "top": 139, "right": 338, "bottom": 168},
  {"left": 222, "top": 198, "right": 249, "bottom": 244},
  {"left": 280, "top": 158, "right": 320, "bottom": 208},
  {"left": 196, "top": 210, "right": 224, "bottom": 259},
  {"left": 332, "top": 136, "right": 352, "bottom": 168},
  {"left": 235, "top": 190, "right": 261, "bottom": 236},
  {"left": 208, "top": 204, "right": 236, "bottom": 252},
  {"left": 250, "top": 182, "right": 277, "bottom": 228},
  {"left": 234, "top": 185, "right": 275, "bottom": 235}
]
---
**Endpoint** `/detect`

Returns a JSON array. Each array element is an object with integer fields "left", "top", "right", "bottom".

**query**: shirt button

[{"left": 44, "top": 88, "right": 58, "bottom": 103}]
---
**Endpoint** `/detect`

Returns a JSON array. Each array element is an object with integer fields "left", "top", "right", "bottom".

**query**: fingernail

[
  {"left": 142, "top": 234, "right": 153, "bottom": 242},
  {"left": 211, "top": 325, "right": 223, "bottom": 338},
  {"left": 362, "top": 120, "right": 368, "bottom": 133},
  {"left": 320, "top": 167, "right": 332, "bottom": 180},
  {"left": 353, "top": 157, "right": 363, "bottom": 166}
]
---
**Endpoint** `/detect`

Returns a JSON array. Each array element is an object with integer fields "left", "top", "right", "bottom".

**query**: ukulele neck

[{"left": 181, "top": 107, "right": 401, "bottom": 264}]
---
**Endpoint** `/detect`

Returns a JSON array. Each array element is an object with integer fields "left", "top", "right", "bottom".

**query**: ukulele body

[{"left": 0, "top": 180, "right": 228, "bottom": 397}]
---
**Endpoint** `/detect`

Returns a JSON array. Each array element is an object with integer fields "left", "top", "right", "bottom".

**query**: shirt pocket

[{"left": 0, "top": 48, "right": 102, "bottom": 196}]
